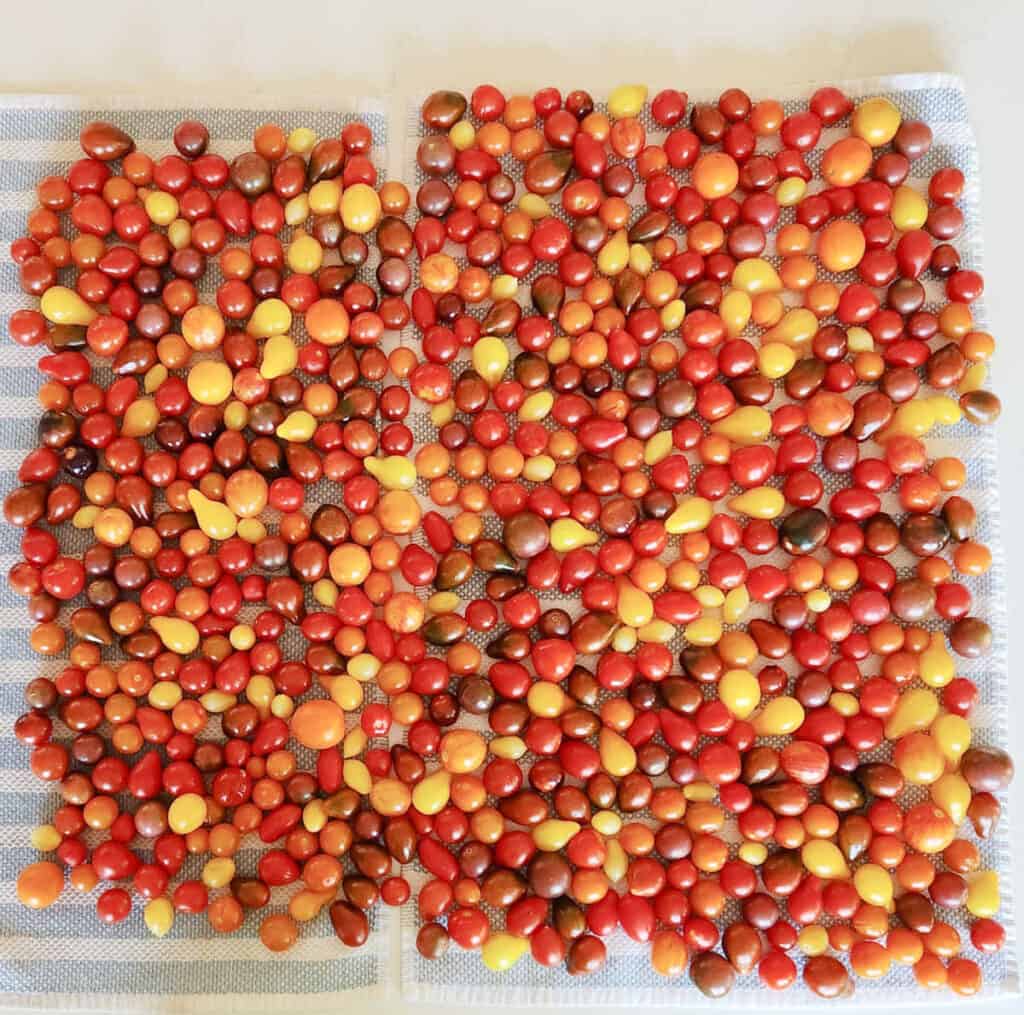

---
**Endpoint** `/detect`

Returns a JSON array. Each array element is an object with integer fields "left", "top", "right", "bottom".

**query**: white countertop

[{"left": 2, "top": 0, "right": 1022, "bottom": 1011}]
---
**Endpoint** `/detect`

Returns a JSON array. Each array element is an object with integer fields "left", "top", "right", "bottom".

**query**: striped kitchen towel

[{"left": 0, "top": 96, "right": 398, "bottom": 1013}]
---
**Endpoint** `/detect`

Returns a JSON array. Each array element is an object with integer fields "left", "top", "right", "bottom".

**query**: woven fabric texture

[
  {"left": 396, "top": 73, "right": 1019, "bottom": 1007},
  {"left": 0, "top": 97, "right": 396, "bottom": 1014}
]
